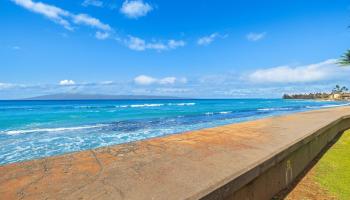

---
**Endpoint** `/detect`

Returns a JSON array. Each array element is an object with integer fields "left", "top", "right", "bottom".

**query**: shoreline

[
  {"left": 0, "top": 100, "right": 348, "bottom": 166},
  {"left": 1, "top": 106, "right": 350, "bottom": 199},
  {"left": 284, "top": 98, "right": 350, "bottom": 101},
  {"left": 2, "top": 101, "right": 350, "bottom": 166}
]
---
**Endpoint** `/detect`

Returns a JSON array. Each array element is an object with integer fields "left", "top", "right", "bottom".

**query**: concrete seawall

[{"left": 1, "top": 107, "right": 350, "bottom": 200}]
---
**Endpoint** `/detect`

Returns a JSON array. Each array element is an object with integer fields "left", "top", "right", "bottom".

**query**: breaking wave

[{"left": 2, "top": 124, "right": 108, "bottom": 135}]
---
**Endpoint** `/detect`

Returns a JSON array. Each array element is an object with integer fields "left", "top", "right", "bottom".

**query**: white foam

[
  {"left": 258, "top": 108, "right": 272, "bottom": 111},
  {"left": 219, "top": 111, "right": 232, "bottom": 114},
  {"left": 306, "top": 102, "right": 350, "bottom": 109},
  {"left": 173, "top": 103, "right": 196, "bottom": 106},
  {"left": 2, "top": 124, "right": 108, "bottom": 135},
  {"left": 305, "top": 106, "right": 318, "bottom": 109},
  {"left": 258, "top": 107, "right": 292, "bottom": 111},
  {"left": 118, "top": 102, "right": 196, "bottom": 108},
  {"left": 130, "top": 104, "right": 164, "bottom": 108},
  {"left": 320, "top": 103, "right": 350, "bottom": 108}
]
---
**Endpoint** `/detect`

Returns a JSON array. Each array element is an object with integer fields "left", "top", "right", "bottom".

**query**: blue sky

[{"left": 1, "top": 0, "right": 350, "bottom": 99}]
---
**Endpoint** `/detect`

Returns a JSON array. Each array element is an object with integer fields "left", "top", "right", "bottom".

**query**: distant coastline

[
  {"left": 283, "top": 93, "right": 332, "bottom": 100},
  {"left": 283, "top": 92, "right": 350, "bottom": 101},
  {"left": 283, "top": 85, "right": 350, "bottom": 101}
]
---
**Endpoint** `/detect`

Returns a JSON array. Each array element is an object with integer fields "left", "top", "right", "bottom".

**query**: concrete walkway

[{"left": 1, "top": 107, "right": 350, "bottom": 200}]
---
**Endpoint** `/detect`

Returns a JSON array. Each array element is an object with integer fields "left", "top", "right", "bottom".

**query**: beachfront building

[{"left": 330, "top": 93, "right": 350, "bottom": 100}]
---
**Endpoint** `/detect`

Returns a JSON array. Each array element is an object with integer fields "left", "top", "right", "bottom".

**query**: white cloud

[
  {"left": 197, "top": 33, "right": 219, "bottom": 46},
  {"left": 11, "top": 0, "right": 187, "bottom": 51},
  {"left": 12, "top": 0, "right": 111, "bottom": 32},
  {"left": 247, "top": 59, "right": 342, "bottom": 83},
  {"left": 59, "top": 80, "right": 76, "bottom": 86},
  {"left": 145, "top": 43, "right": 167, "bottom": 51},
  {"left": 120, "top": 0, "right": 153, "bottom": 19},
  {"left": 72, "top": 14, "right": 111, "bottom": 31},
  {"left": 155, "top": 88, "right": 191, "bottom": 93},
  {"left": 12, "top": 0, "right": 72, "bottom": 30},
  {"left": 0, "top": 83, "right": 15, "bottom": 90},
  {"left": 100, "top": 81, "right": 114, "bottom": 85},
  {"left": 246, "top": 32, "right": 266, "bottom": 41},
  {"left": 125, "top": 36, "right": 185, "bottom": 51},
  {"left": 126, "top": 36, "right": 147, "bottom": 51},
  {"left": 82, "top": 0, "right": 103, "bottom": 7},
  {"left": 0, "top": 82, "right": 30, "bottom": 91},
  {"left": 134, "top": 75, "right": 186, "bottom": 85},
  {"left": 168, "top": 40, "right": 186, "bottom": 49},
  {"left": 134, "top": 75, "right": 157, "bottom": 85},
  {"left": 95, "top": 31, "right": 110, "bottom": 40},
  {"left": 178, "top": 77, "right": 188, "bottom": 84},
  {"left": 158, "top": 77, "right": 176, "bottom": 84}
]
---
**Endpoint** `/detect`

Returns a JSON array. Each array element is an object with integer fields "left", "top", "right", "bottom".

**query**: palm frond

[{"left": 338, "top": 49, "right": 350, "bottom": 66}]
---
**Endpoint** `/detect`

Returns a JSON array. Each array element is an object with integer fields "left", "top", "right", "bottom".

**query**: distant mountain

[{"left": 23, "top": 93, "right": 185, "bottom": 100}]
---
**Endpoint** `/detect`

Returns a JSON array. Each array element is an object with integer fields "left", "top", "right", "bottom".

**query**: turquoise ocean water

[{"left": 0, "top": 99, "right": 349, "bottom": 165}]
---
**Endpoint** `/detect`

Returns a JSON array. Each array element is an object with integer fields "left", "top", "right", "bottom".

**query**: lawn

[{"left": 314, "top": 129, "right": 350, "bottom": 200}]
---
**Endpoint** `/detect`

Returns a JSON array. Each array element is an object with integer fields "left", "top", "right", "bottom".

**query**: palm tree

[
  {"left": 332, "top": 85, "right": 341, "bottom": 94},
  {"left": 332, "top": 85, "right": 348, "bottom": 94},
  {"left": 338, "top": 49, "right": 350, "bottom": 66},
  {"left": 341, "top": 86, "right": 349, "bottom": 93}
]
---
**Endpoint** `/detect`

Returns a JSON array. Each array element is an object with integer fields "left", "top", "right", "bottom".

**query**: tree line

[{"left": 283, "top": 85, "right": 349, "bottom": 99}]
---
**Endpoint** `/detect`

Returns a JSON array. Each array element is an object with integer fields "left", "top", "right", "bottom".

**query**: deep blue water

[{"left": 0, "top": 99, "right": 349, "bottom": 165}]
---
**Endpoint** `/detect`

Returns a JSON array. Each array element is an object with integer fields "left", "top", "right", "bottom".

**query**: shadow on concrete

[{"left": 272, "top": 130, "right": 346, "bottom": 200}]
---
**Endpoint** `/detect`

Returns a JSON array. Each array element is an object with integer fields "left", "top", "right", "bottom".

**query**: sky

[{"left": 1, "top": 0, "right": 350, "bottom": 99}]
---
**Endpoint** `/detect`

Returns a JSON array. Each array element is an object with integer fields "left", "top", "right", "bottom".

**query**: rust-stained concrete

[{"left": 1, "top": 107, "right": 350, "bottom": 200}]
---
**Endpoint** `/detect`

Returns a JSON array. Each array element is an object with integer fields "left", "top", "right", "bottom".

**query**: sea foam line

[
  {"left": 306, "top": 102, "right": 350, "bottom": 109},
  {"left": 119, "top": 102, "right": 196, "bottom": 108},
  {"left": 130, "top": 104, "right": 164, "bottom": 108},
  {"left": 258, "top": 107, "right": 293, "bottom": 111},
  {"left": 219, "top": 111, "right": 232, "bottom": 114},
  {"left": 2, "top": 124, "right": 108, "bottom": 135}
]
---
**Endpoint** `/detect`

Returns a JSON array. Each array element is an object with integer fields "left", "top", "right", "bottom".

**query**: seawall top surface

[{"left": 1, "top": 107, "right": 350, "bottom": 200}]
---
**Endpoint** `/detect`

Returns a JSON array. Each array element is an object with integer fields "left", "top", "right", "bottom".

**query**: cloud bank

[
  {"left": 247, "top": 59, "right": 341, "bottom": 83},
  {"left": 0, "top": 83, "right": 16, "bottom": 90}
]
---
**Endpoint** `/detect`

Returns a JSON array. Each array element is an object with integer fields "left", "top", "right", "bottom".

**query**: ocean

[{"left": 0, "top": 99, "right": 349, "bottom": 165}]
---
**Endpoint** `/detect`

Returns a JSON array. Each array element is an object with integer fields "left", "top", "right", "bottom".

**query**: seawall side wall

[{"left": 203, "top": 116, "right": 350, "bottom": 200}]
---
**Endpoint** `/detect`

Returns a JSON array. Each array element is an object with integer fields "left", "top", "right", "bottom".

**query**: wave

[
  {"left": 120, "top": 102, "right": 196, "bottom": 108},
  {"left": 219, "top": 111, "right": 232, "bottom": 114},
  {"left": 203, "top": 111, "right": 232, "bottom": 116},
  {"left": 130, "top": 104, "right": 164, "bottom": 108},
  {"left": 1, "top": 102, "right": 197, "bottom": 111},
  {"left": 306, "top": 102, "right": 350, "bottom": 109},
  {"left": 257, "top": 107, "right": 293, "bottom": 111},
  {"left": 2, "top": 124, "right": 108, "bottom": 135},
  {"left": 322, "top": 102, "right": 350, "bottom": 108},
  {"left": 168, "top": 103, "right": 196, "bottom": 106}
]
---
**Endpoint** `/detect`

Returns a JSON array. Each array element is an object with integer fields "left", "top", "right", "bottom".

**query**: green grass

[{"left": 314, "top": 130, "right": 350, "bottom": 200}]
